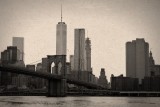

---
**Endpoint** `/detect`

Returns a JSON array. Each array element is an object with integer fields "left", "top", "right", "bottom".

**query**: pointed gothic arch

[{"left": 47, "top": 55, "right": 66, "bottom": 77}]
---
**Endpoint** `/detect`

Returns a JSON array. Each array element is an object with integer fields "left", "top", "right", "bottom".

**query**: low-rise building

[
  {"left": 111, "top": 74, "right": 138, "bottom": 91},
  {"left": 142, "top": 76, "right": 160, "bottom": 91}
]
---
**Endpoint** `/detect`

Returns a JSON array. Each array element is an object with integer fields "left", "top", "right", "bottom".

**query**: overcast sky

[{"left": 0, "top": 0, "right": 160, "bottom": 80}]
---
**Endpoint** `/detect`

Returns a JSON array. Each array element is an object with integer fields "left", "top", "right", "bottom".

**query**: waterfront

[{"left": 0, "top": 96, "right": 160, "bottom": 107}]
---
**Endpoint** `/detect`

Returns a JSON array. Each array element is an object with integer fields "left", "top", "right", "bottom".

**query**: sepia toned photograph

[{"left": 0, "top": 0, "right": 160, "bottom": 107}]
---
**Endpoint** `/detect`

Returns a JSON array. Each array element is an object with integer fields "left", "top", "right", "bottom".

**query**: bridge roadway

[{"left": 0, "top": 65, "right": 105, "bottom": 89}]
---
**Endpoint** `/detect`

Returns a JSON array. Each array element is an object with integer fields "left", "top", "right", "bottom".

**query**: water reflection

[{"left": 0, "top": 96, "right": 160, "bottom": 107}]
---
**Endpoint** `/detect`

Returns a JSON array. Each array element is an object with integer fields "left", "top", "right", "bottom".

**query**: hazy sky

[{"left": 0, "top": 0, "right": 160, "bottom": 80}]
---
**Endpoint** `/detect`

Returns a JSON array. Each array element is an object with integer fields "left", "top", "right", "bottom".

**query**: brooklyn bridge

[{"left": 0, "top": 55, "right": 106, "bottom": 97}]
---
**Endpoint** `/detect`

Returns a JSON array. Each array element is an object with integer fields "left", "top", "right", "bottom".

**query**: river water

[{"left": 0, "top": 96, "right": 159, "bottom": 107}]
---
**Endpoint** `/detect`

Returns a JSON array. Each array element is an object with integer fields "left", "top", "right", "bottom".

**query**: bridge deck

[{"left": 0, "top": 65, "right": 105, "bottom": 89}]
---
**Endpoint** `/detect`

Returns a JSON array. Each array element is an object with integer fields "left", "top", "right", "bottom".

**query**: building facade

[
  {"left": 12, "top": 37, "right": 24, "bottom": 61},
  {"left": 126, "top": 38, "right": 149, "bottom": 83},
  {"left": 70, "top": 55, "right": 74, "bottom": 71},
  {"left": 111, "top": 74, "right": 139, "bottom": 91},
  {"left": 142, "top": 76, "right": 160, "bottom": 91},
  {"left": 56, "top": 21, "right": 67, "bottom": 55},
  {"left": 74, "top": 29, "right": 86, "bottom": 71},
  {"left": 85, "top": 38, "right": 92, "bottom": 71},
  {"left": 1, "top": 46, "right": 17, "bottom": 64},
  {"left": 98, "top": 68, "right": 108, "bottom": 88},
  {"left": 0, "top": 46, "right": 18, "bottom": 86}
]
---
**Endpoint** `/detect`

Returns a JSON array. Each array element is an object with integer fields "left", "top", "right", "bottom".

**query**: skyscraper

[
  {"left": 149, "top": 51, "right": 155, "bottom": 76},
  {"left": 85, "top": 38, "right": 91, "bottom": 71},
  {"left": 74, "top": 29, "right": 86, "bottom": 71},
  {"left": 56, "top": 6, "right": 67, "bottom": 55},
  {"left": 70, "top": 55, "right": 74, "bottom": 71},
  {"left": 1, "top": 46, "right": 17, "bottom": 64},
  {"left": 126, "top": 38, "right": 149, "bottom": 83},
  {"left": 12, "top": 37, "right": 24, "bottom": 61},
  {"left": 98, "top": 68, "right": 108, "bottom": 88}
]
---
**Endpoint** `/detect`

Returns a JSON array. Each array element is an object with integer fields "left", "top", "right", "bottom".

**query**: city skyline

[{"left": 0, "top": 0, "right": 160, "bottom": 79}]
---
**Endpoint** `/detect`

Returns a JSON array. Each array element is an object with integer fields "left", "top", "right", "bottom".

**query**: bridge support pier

[{"left": 48, "top": 79, "right": 66, "bottom": 97}]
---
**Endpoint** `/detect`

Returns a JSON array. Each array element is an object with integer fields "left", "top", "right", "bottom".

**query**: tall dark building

[
  {"left": 70, "top": 55, "right": 74, "bottom": 71},
  {"left": 1, "top": 46, "right": 17, "bottom": 64},
  {"left": 7, "top": 46, "right": 17, "bottom": 63},
  {"left": 74, "top": 29, "right": 86, "bottom": 71},
  {"left": 12, "top": 37, "right": 24, "bottom": 61},
  {"left": 56, "top": 6, "right": 67, "bottom": 55},
  {"left": 85, "top": 38, "right": 91, "bottom": 71},
  {"left": 149, "top": 51, "right": 155, "bottom": 76},
  {"left": 126, "top": 38, "right": 149, "bottom": 84},
  {"left": 0, "top": 46, "right": 18, "bottom": 86},
  {"left": 98, "top": 68, "right": 108, "bottom": 88},
  {"left": 1, "top": 50, "right": 10, "bottom": 86}
]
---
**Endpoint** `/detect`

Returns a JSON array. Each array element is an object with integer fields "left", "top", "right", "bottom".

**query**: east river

[{"left": 0, "top": 96, "right": 160, "bottom": 107}]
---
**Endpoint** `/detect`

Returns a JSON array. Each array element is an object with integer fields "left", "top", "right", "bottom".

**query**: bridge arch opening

[{"left": 51, "top": 62, "right": 55, "bottom": 74}]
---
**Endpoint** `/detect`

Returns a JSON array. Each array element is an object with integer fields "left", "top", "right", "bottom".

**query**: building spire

[{"left": 61, "top": 4, "right": 62, "bottom": 22}]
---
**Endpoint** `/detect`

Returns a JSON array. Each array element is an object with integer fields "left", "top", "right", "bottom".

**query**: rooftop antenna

[{"left": 61, "top": 4, "right": 62, "bottom": 22}]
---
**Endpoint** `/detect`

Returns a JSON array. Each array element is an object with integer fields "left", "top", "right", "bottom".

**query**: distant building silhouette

[
  {"left": 142, "top": 76, "right": 160, "bottom": 91},
  {"left": 26, "top": 65, "right": 36, "bottom": 71},
  {"left": 70, "top": 55, "right": 74, "bottom": 71},
  {"left": 12, "top": 37, "right": 26, "bottom": 88},
  {"left": 126, "top": 38, "right": 149, "bottom": 83},
  {"left": 1, "top": 46, "right": 17, "bottom": 64},
  {"left": 111, "top": 74, "right": 139, "bottom": 91},
  {"left": 74, "top": 29, "right": 86, "bottom": 71},
  {"left": 56, "top": 7, "right": 67, "bottom": 55},
  {"left": 0, "top": 46, "right": 26, "bottom": 87},
  {"left": 149, "top": 51, "right": 156, "bottom": 76},
  {"left": 85, "top": 38, "right": 92, "bottom": 71},
  {"left": 98, "top": 68, "right": 108, "bottom": 88},
  {"left": 0, "top": 46, "right": 18, "bottom": 86},
  {"left": 12, "top": 37, "right": 24, "bottom": 61},
  {"left": 148, "top": 51, "right": 160, "bottom": 76}
]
